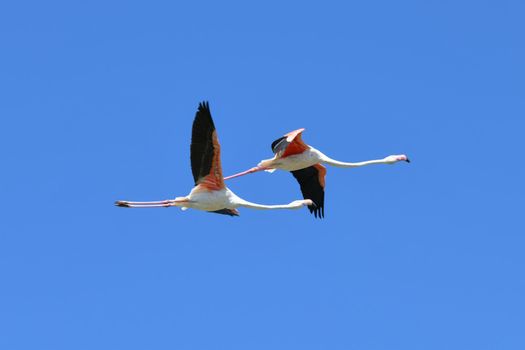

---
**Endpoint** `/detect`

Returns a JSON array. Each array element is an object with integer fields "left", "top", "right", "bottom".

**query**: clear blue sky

[{"left": 1, "top": 1, "right": 524, "bottom": 349}]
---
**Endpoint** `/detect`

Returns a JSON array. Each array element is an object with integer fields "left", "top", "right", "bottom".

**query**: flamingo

[
  {"left": 115, "top": 102, "right": 314, "bottom": 216},
  {"left": 224, "top": 128, "right": 410, "bottom": 218}
]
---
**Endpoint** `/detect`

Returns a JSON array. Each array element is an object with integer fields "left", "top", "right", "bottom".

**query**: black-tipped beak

[{"left": 405, "top": 158, "right": 411, "bottom": 163}]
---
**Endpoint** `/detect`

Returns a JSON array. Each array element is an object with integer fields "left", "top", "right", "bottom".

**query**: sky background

[{"left": 1, "top": 1, "right": 524, "bottom": 349}]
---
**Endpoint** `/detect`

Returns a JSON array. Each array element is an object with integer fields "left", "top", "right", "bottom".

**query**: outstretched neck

[
  {"left": 318, "top": 152, "right": 390, "bottom": 168},
  {"left": 238, "top": 199, "right": 305, "bottom": 210},
  {"left": 241, "top": 202, "right": 292, "bottom": 210}
]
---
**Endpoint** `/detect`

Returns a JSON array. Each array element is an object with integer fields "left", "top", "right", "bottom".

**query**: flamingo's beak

[{"left": 405, "top": 158, "right": 411, "bottom": 163}]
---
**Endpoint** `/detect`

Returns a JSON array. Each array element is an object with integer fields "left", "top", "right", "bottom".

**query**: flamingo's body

[
  {"left": 224, "top": 128, "right": 410, "bottom": 218},
  {"left": 115, "top": 102, "right": 313, "bottom": 215}
]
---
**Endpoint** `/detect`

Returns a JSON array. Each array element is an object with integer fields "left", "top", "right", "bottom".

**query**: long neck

[
  {"left": 238, "top": 200, "right": 301, "bottom": 210},
  {"left": 319, "top": 152, "right": 389, "bottom": 168}
]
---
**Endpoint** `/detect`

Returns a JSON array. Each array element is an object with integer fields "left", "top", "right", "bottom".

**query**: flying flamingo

[
  {"left": 115, "top": 102, "right": 314, "bottom": 216},
  {"left": 224, "top": 128, "right": 410, "bottom": 218}
]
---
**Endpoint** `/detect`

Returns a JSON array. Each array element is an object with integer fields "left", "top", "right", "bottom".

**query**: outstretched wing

[
  {"left": 270, "top": 128, "right": 309, "bottom": 158},
  {"left": 291, "top": 164, "right": 326, "bottom": 218},
  {"left": 190, "top": 101, "right": 224, "bottom": 189}
]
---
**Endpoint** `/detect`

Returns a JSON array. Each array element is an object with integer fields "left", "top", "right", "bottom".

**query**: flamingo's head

[
  {"left": 384, "top": 154, "right": 410, "bottom": 164},
  {"left": 290, "top": 199, "right": 315, "bottom": 208}
]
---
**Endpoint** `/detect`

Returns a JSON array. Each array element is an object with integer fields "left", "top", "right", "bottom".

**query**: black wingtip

[
  {"left": 308, "top": 203, "right": 324, "bottom": 219},
  {"left": 291, "top": 167, "right": 325, "bottom": 219},
  {"left": 198, "top": 100, "right": 210, "bottom": 111},
  {"left": 210, "top": 208, "right": 240, "bottom": 217}
]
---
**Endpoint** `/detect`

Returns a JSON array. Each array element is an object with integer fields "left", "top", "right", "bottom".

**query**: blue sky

[{"left": 1, "top": 1, "right": 524, "bottom": 349}]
